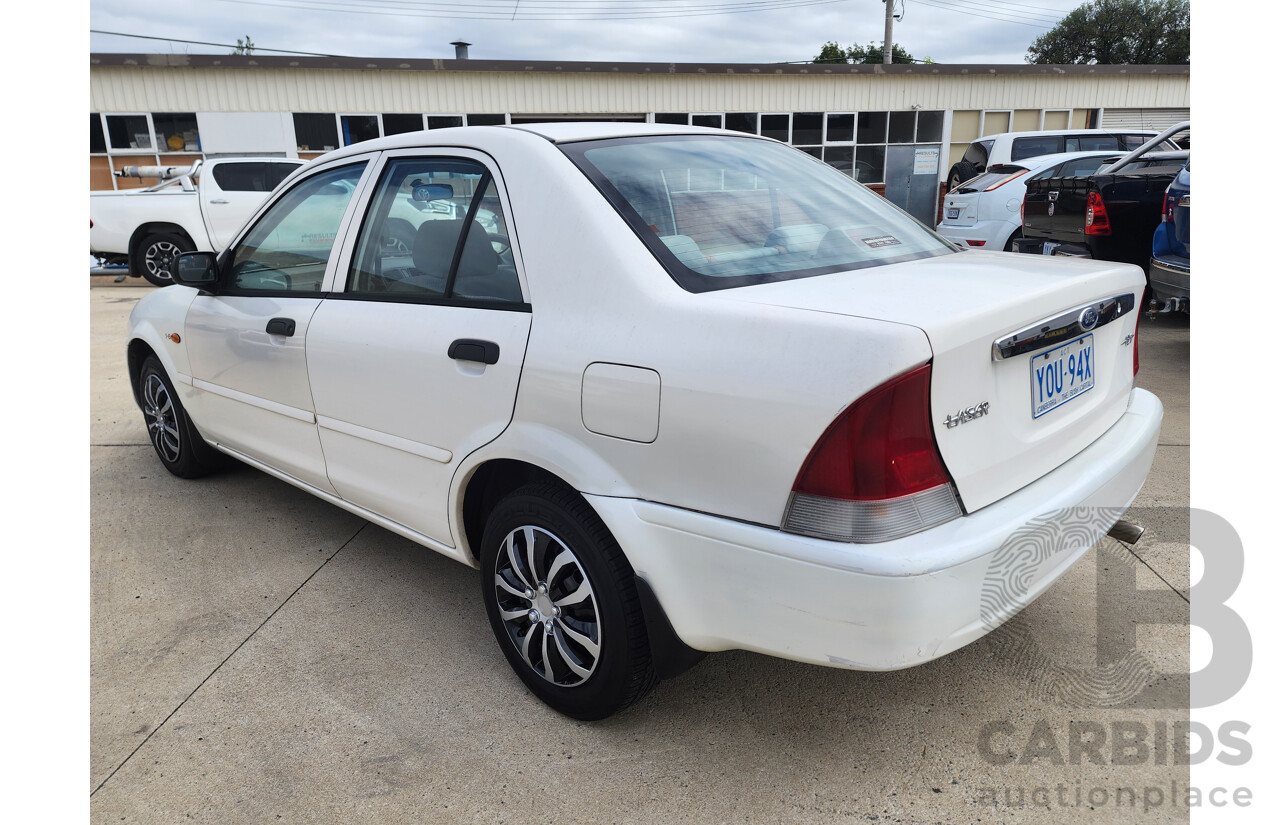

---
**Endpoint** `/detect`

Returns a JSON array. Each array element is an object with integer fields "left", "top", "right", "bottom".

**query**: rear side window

[
  {"left": 961, "top": 140, "right": 993, "bottom": 167},
  {"left": 211, "top": 162, "right": 300, "bottom": 192},
  {"left": 1010, "top": 136, "right": 1064, "bottom": 161},
  {"left": 1066, "top": 135, "right": 1123, "bottom": 152}
]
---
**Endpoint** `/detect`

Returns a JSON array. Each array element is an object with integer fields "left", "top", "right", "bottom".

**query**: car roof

[{"left": 984, "top": 128, "right": 1159, "bottom": 140}]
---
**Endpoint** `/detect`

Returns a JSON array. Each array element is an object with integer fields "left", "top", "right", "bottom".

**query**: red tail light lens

[
  {"left": 966, "top": 240, "right": 987, "bottom": 247},
  {"left": 1160, "top": 191, "right": 1170, "bottom": 223},
  {"left": 784, "top": 364, "right": 962, "bottom": 543},
  {"left": 1085, "top": 191, "right": 1111, "bottom": 235}
]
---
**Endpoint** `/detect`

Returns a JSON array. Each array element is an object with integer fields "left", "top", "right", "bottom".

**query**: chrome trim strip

[
  {"left": 316, "top": 414, "right": 453, "bottom": 464},
  {"left": 191, "top": 378, "right": 316, "bottom": 423},
  {"left": 992, "top": 293, "right": 1135, "bottom": 361}
]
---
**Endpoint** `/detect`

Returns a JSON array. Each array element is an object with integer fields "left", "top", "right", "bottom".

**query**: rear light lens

[
  {"left": 783, "top": 364, "right": 962, "bottom": 543},
  {"left": 1160, "top": 191, "right": 1170, "bottom": 223},
  {"left": 1085, "top": 191, "right": 1111, "bottom": 235},
  {"left": 965, "top": 239, "right": 987, "bottom": 247}
]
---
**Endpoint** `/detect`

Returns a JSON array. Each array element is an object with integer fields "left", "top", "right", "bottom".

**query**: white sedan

[
  {"left": 937, "top": 151, "right": 1125, "bottom": 251},
  {"left": 128, "top": 123, "right": 1161, "bottom": 719}
]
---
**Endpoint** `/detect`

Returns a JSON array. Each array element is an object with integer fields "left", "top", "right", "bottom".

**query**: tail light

[
  {"left": 966, "top": 240, "right": 986, "bottom": 247},
  {"left": 782, "top": 364, "right": 962, "bottom": 543},
  {"left": 1085, "top": 191, "right": 1111, "bottom": 235},
  {"left": 1160, "top": 190, "right": 1171, "bottom": 223}
]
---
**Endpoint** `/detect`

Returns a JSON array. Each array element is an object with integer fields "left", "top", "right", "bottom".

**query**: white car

[
  {"left": 937, "top": 151, "right": 1124, "bottom": 251},
  {"left": 945, "top": 129, "right": 1180, "bottom": 192},
  {"left": 127, "top": 123, "right": 1162, "bottom": 719}
]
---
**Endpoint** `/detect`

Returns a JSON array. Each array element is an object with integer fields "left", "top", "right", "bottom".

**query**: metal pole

[{"left": 883, "top": 0, "right": 895, "bottom": 64}]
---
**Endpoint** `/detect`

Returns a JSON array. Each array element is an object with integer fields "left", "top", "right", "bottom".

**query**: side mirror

[{"left": 174, "top": 251, "right": 219, "bottom": 288}]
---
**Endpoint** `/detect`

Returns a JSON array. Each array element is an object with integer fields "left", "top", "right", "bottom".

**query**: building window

[
  {"left": 856, "top": 111, "right": 887, "bottom": 144},
  {"left": 105, "top": 114, "right": 152, "bottom": 151},
  {"left": 888, "top": 111, "right": 916, "bottom": 144},
  {"left": 654, "top": 113, "right": 689, "bottom": 125},
  {"left": 341, "top": 114, "right": 381, "bottom": 146},
  {"left": 692, "top": 113, "right": 724, "bottom": 129},
  {"left": 466, "top": 113, "right": 507, "bottom": 126},
  {"left": 825, "top": 113, "right": 856, "bottom": 144},
  {"left": 916, "top": 110, "right": 944, "bottom": 143},
  {"left": 293, "top": 113, "right": 339, "bottom": 152},
  {"left": 724, "top": 113, "right": 757, "bottom": 134},
  {"left": 90, "top": 114, "right": 107, "bottom": 154},
  {"left": 791, "top": 112, "right": 823, "bottom": 146},
  {"left": 382, "top": 113, "right": 423, "bottom": 136},
  {"left": 760, "top": 113, "right": 789, "bottom": 142},
  {"left": 855, "top": 145, "right": 886, "bottom": 184},
  {"left": 152, "top": 112, "right": 199, "bottom": 152},
  {"left": 428, "top": 115, "right": 464, "bottom": 129}
]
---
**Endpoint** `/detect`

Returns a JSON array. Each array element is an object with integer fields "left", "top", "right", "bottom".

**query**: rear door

[
  {"left": 200, "top": 160, "right": 305, "bottom": 248},
  {"left": 305, "top": 150, "right": 531, "bottom": 547}
]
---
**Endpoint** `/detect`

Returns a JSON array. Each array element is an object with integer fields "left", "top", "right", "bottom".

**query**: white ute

[{"left": 90, "top": 157, "right": 304, "bottom": 285}]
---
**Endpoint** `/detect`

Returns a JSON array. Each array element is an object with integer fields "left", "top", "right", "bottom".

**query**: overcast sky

[{"left": 88, "top": 0, "right": 1090, "bottom": 65}]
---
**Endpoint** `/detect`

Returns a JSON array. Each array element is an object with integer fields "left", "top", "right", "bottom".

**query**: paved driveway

[{"left": 91, "top": 277, "right": 1191, "bottom": 823}]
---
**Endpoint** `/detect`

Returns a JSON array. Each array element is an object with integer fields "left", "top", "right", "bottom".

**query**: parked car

[
  {"left": 1149, "top": 162, "right": 1190, "bottom": 312},
  {"left": 128, "top": 123, "right": 1162, "bottom": 719},
  {"left": 1015, "top": 123, "right": 1190, "bottom": 275},
  {"left": 946, "top": 128, "right": 1180, "bottom": 192},
  {"left": 937, "top": 151, "right": 1124, "bottom": 251},
  {"left": 90, "top": 157, "right": 305, "bottom": 285}
]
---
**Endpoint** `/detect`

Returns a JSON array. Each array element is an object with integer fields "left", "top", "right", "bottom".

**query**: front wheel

[
  {"left": 135, "top": 232, "right": 193, "bottom": 286},
  {"left": 139, "top": 356, "right": 220, "bottom": 478},
  {"left": 480, "top": 483, "right": 656, "bottom": 720}
]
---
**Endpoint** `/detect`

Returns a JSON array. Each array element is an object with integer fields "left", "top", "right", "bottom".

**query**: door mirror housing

[{"left": 174, "top": 252, "right": 219, "bottom": 288}]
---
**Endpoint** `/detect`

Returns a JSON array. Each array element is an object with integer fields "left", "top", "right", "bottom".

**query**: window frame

[
  {"left": 103, "top": 112, "right": 157, "bottom": 154},
  {"left": 213, "top": 154, "right": 379, "bottom": 298},
  {"left": 327, "top": 147, "right": 530, "bottom": 311}
]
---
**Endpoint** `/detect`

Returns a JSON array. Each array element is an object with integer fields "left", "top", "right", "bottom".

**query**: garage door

[{"left": 1100, "top": 108, "right": 1190, "bottom": 130}]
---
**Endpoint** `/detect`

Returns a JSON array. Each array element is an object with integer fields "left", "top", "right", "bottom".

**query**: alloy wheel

[{"left": 142, "top": 373, "right": 181, "bottom": 463}]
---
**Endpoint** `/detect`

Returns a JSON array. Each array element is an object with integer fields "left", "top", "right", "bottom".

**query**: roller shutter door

[{"left": 1100, "top": 108, "right": 1190, "bottom": 130}]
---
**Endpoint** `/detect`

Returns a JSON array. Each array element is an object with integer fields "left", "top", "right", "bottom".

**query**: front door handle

[
  {"left": 448, "top": 338, "right": 500, "bottom": 365},
  {"left": 266, "top": 317, "right": 296, "bottom": 337},
  {"left": 209, "top": 198, "right": 230, "bottom": 204}
]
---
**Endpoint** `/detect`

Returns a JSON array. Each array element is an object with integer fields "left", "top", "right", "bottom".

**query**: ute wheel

[
  {"left": 135, "top": 232, "right": 193, "bottom": 286},
  {"left": 139, "top": 356, "right": 221, "bottom": 478},
  {"left": 1003, "top": 229, "right": 1022, "bottom": 252},
  {"left": 480, "top": 482, "right": 657, "bottom": 720},
  {"left": 947, "top": 161, "right": 980, "bottom": 193}
]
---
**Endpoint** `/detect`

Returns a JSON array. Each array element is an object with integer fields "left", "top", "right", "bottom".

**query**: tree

[
  {"left": 232, "top": 35, "right": 256, "bottom": 56},
  {"left": 814, "top": 40, "right": 915, "bottom": 65},
  {"left": 1026, "top": 0, "right": 1189, "bottom": 64}
]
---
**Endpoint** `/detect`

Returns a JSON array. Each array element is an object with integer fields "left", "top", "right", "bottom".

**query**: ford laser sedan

[{"left": 128, "top": 123, "right": 1162, "bottom": 720}]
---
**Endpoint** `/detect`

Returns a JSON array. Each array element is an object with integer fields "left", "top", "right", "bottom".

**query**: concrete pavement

[{"left": 91, "top": 275, "right": 1192, "bottom": 823}]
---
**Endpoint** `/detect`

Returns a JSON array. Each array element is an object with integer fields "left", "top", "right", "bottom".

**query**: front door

[
  {"left": 183, "top": 159, "right": 372, "bottom": 491},
  {"left": 305, "top": 153, "right": 531, "bottom": 546}
]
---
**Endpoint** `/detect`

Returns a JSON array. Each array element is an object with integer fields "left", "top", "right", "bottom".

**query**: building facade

[{"left": 90, "top": 53, "right": 1189, "bottom": 221}]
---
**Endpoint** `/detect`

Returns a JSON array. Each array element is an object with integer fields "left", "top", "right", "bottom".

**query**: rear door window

[
  {"left": 961, "top": 140, "right": 993, "bottom": 167},
  {"left": 1066, "top": 135, "right": 1123, "bottom": 152},
  {"left": 211, "top": 161, "right": 302, "bottom": 192}
]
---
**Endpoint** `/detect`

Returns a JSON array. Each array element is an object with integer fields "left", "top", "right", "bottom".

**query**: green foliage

[
  {"left": 814, "top": 40, "right": 916, "bottom": 65},
  {"left": 232, "top": 35, "right": 256, "bottom": 56},
  {"left": 1027, "top": 0, "right": 1189, "bottom": 64}
]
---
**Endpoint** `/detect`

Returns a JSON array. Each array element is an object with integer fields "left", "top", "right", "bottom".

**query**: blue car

[{"left": 1150, "top": 162, "right": 1190, "bottom": 312}]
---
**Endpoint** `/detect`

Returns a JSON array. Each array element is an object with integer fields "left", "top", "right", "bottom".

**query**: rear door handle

[
  {"left": 209, "top": 198, "right": 230, "bottom": 204},
  {"left": 448, "top": 338, "right": 499, "bottom": 365},
  {"left": 266, "top": 317, "right": 296, "bottom": 337}
]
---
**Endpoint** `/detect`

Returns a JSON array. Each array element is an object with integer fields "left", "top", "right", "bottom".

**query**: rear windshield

[
  {"left": 562, "top": 135, "right": 952, "bottom": 293},
  {"left": 211, "top": 161, "right": 300, "bottom": 192},
  {"left": 955, "top": 164, "right": 1028, "bottom": 193}
]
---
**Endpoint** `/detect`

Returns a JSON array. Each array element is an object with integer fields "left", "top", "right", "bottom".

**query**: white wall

[{"left": 195, "top": 112, "right": 296, "bottom": 156}]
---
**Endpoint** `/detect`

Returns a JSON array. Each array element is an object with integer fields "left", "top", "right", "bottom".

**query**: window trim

[
  {"left": 326, "top": 146, "right": 530, "bottom": 307},
  {"left": 214, "top": 155, "right": 379, "bottom": 297}
]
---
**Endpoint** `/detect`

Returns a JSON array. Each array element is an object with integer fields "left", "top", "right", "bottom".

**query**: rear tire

[
  {"left": 1003, "top": 229, "right": 1022, "bottom": 252},
  {"left": 480, "top": 482, "right": 657, "bottom": 720}
]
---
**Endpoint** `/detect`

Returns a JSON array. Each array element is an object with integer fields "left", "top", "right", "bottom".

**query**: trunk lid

[
  {"left": 940, "top": 191, "right": 980, "bottom": 227},
  {"left": 720, "top": 250, "right": 1145, "bottom": 513}
]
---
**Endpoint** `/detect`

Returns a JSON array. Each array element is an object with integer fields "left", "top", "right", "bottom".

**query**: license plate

[
  {"left": 1041, "top": 240, "right": 1060, "bottom": 256},
  {"left": 946, "top": 207, "right": 960, "bottom": 219},
  {"left": 1031, "top": 334, "right": 1094, "bottom": 418}
]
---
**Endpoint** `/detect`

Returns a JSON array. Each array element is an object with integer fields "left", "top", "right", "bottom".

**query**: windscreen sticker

[{"left": 861, "top": 235, "right": 902, "bottom": 249}]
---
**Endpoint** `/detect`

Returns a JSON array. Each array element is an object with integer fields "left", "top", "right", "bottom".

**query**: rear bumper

[
  {"left": 1150, "top": 255, "right": 1190, "bottom": 302},
  {"left": 588, "top": 388, "right": 1162, "bottom": 671},
  {"left": 936, "top": 220, "right": 1017, "bottom": 250},
  {"left": 1012, "top": 237, "right": 1093, "bottom": 258}
]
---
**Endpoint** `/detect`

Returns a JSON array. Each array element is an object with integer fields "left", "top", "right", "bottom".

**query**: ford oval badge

[{"left": 1079, "top": 306, "right": 1100, "bottom": 330}]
